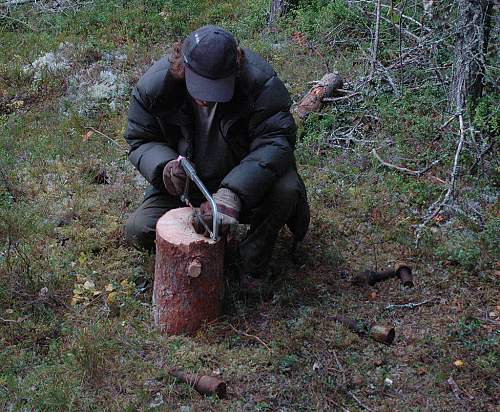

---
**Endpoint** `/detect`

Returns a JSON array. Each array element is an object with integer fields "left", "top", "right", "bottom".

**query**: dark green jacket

[{"left": 125, "top": 49, "right": 308, "bottom": 238}]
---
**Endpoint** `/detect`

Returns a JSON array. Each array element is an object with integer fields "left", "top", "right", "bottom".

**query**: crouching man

[{"left": 124, "top": 25, "right": 309, "bottom": 293}]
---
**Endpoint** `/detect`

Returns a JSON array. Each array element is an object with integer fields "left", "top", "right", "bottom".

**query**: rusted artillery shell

[
  {"left": 332, "top": 315, "right": 364, "bottom": 334},
  {"left": 352, "top": 269, "right": 397, "bottom": 287},
  {"left": 333, "top": 315, "right": 395, "bottom": 345},
  {"left": 395, "top": 263, "right": 414, "bottom": 288},
  {"left": 170, "top": 369, "right": 227, "bottom": 398},
  {"left": 369, "top": 324, "right": 396, "bottom": 345},
  {"left": 369, "top": 270, "right": 397, "bottom": 285}
]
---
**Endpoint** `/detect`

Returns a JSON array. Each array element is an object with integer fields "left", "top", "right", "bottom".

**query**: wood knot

[{"left": 187, "top": 260, "right": 202, "bottom": 278}]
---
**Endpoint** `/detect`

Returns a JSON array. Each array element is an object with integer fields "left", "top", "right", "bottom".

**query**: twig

[
  {"left": 347, "top": 391, "right": 373, "bottom": 411},
  {"left": 372, "top": 148, "right": 442, "bottom": 177},
  {"left": 415, "top": 113, "right": 466, "bottom": 244},
  {"left": 0, "top": 0, "right": 35, "bottom": 8},
  {"left": 398, "top": 3, "right": 404, "bottom": 96},
  {"left": 0, "top": 315, "right": 30, "bottom": 323},
  {"left": 332, "top": 348, "right": 346, "bottom": 386},
  {"left": 369, "top": 0, "right": 382, "bottom": 80},
  {"left": 470, "top": 141, "right": 494, "bottom": 173},
  {"left": 377, "top": 61, "right": 399, "bottom": 95},
  {"left": 0, "top": 12, "right": 37, "bottom": 31},
  {"left": 85, "top": 127, "right": 127, "bottom": 151},
  {"left": 380, "top": 15, "right": 420, "bottom": 41},
  {"left": 385, "top": 298, "right": 437, "bottom": 310},
  {"left": 229, "top": 323, "right": 272, "bottom": 353},
  {"left": 323, "top": 92, "right": 361, "bottom": 102},
  {"left": 330, "top": 399, "right": 350, "bottom": 412},
  {"left": 355, "top": 0, "right": 432, "bottom": 33},
  {"left": 440, "top": 115, "right": 456, "bottom": 129},
  {"left": 447, "top": 376, "right": 461, "bottom": 400}
]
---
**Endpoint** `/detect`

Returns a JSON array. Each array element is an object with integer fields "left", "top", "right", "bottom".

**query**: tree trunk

[
  {"left": 153, "top": 207, "right": 225, "bottom": 335},
  {"left": 268, "top": 0, "right": 298, "bottom": 26},
  {"left": 450, "top": 0, "right": 493, "bottom": 113}
]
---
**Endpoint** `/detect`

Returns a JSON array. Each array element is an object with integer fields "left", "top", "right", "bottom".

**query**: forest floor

[{"left": 0, "top": 1, "right": 498, "bottom": 411}]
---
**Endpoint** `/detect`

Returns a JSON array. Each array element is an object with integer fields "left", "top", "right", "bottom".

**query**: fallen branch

[
  {"left": 415, "top": 113, "right": 466, "bottom": 244},
  {"left": 380, "top": 15, "right": 421, "bottom": 42},
  {"left": 323, "top": 92, "right": 361, "bottom": 102},
  {"left": 229, "top": 323, "right": 272, "bottom": 353},
  {"left": 385, "top": 298, "right": 437, "bottom": 310},
  {"left": 0, "top": 12, "right": 37, "bottom": 31},
  {"left": 355, "top": 0, "right": 432, "bottom": 33},
  {"left": 296, "top": 72, "right": 343, "bottom": 118},
  {"left": 0, "top": 315, "right": 30, "bottom": 323},
  {"left": 372, "top": 148, "right": 442, "bottom": 177},
  {"left": 0, "top": 0, "right": 35, "bottom": 8}
]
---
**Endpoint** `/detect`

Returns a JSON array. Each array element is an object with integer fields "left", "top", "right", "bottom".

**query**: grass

[{"left": 1, "top": 0, "right": 498, "bottom": 410}]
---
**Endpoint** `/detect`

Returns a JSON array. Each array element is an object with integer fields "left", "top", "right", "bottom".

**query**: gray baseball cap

[{"left": 182, "top": 25, "right": 238, "bottom": 103}]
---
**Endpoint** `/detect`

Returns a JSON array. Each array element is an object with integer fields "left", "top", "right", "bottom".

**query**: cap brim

[{"left": 185, "top": 66, "right": 235, "bottom": 103}]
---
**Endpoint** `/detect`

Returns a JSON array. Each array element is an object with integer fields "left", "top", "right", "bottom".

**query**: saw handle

[{"left": 179, "top": 157, "right": 219, "bottom": 241}]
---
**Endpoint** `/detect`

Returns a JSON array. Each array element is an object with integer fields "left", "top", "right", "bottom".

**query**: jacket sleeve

[
  {"left": 221, "top": 75, "right": 296, "bottom": 209},
  {"left": 124, "top": 87, "right": 178, "bottom": 191}
]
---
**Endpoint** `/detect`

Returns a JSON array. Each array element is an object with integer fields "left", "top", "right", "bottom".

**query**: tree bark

[
  {"left": 450, "top": 0, "right": 493, "bottom": 113},
  {"left": 153, "top": 207, "right": 225, "bottom": 335},
  {"left": 296, "top": 72, "right": 343, "bottom": 118},
  {"left": 268, "top": 0, "right": 298, "bottom": 26}
]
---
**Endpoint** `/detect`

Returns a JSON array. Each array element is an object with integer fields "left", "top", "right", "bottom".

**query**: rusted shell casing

[
  {"left": 395, "top": 263, "right": 414, "bottom": 288},
  {"left": 369, "top": 324, "right": 396, "bottom": 345},
  {"left": 333, "top": 315, "right": 363, "bottom": 334},
  {"left": 154, "top": 208, "right": 225, "bottom": 335},
  {"left": 334, "top": 315, "right": 396, "bottom": 345},
  {"left": 368, "top": 270, "right": 397, "bottom": 286},
  {"left": 170, "top": 369, "right": 227, "bottom": 398},
  {"left": 352, "top": 269, "right": 397, "bottom": 287}
]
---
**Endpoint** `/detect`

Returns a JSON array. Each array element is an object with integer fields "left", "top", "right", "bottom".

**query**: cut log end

[{"left": 156, "top": 207, "right": 217, "bottom": 246}]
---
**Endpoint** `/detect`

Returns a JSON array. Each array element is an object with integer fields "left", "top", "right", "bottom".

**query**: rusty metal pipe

[
  {"left": 395, "top": 263, "right": 414, "bottom": 288},
  {"left": 333, "top": 315, "right": 395, "bottom": 345},
  {"left": 352, "top": 263, "right": 414, "bottom": 289},
  {"left": 352, "top": 269, "right": 397, "bottom": 286},
  {"left": 170, "top": 369, "right": 227, "bottom": 398},
  {"left": 369, "top": 324, "right": 395, "bottom": 344}
]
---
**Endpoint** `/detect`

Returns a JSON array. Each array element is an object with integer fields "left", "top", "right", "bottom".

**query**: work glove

[
  {"left": 162, "top": 158, "right": 186, "bottom": 196},
  {"left": 194, "top": 188, "right": 241, "bottom": 237}
]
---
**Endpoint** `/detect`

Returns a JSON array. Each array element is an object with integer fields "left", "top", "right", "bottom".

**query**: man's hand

[
  {"left": 194, "top": 188, "right": 241, "bottom": 236},
  {"left": 163, "top": 158, "right": 186, "bottom": 196}
]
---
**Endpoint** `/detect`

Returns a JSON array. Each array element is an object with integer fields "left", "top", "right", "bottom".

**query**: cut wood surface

[{"left": 153, "top": 207, "right": 225, "bottom": 335}]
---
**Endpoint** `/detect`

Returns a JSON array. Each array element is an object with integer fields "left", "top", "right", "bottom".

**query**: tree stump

[{"left": 153, "top": 207, "right": 225, "bottom": 335}]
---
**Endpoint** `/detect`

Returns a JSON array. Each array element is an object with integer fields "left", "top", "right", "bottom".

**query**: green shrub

[
  {"left": 436, "top": 232, "right": 481, "bottom": 271},
  {"left": 473, "top": 94, "right": 500, "bottom": 138},
  {"left": 481, "top": 217, "right": 499, "bottom": 259}
]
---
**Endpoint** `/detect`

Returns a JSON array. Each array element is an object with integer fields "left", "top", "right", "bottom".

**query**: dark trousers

[{"left": 125, "top": 169, "right": 307, "bottom": 275}]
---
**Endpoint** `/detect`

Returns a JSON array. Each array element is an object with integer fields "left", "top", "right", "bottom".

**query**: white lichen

[{"left": 22, "top": 42, "right": 73, "bottom": 81}]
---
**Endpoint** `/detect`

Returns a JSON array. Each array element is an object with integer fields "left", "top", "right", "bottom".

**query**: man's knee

[
  {"left": 125, "top": 211, "right": 155, "bottom": 251},
  {"left": 269, "top": 170, "right": 302, "bottom": 207}
]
